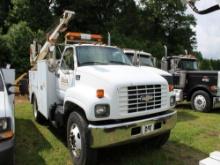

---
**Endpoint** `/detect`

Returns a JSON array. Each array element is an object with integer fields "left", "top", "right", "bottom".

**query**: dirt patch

[
  {"left": 15, "top": 96, "right": 29, "bottom": 104},
  {"left": 207, "top": 131, "right": 220, "bottom": 137}
]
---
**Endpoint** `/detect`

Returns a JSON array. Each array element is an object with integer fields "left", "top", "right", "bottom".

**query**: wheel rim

[
  {"left": 194, "top": 95, "right": 206, "bottom": 111},
  {"left": 33, "top": 101, "right": 37, "bottom": 118},
  {"left": 69, "top": 123, "right": 82, "bottom": 158}
]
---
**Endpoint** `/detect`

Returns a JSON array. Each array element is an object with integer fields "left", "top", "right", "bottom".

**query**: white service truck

[
  {"left": 0, "top": 68, "right": 15, "bottom": 165},
  {"left": 29, "top": 31, "right": 177, "bottom": 165}
]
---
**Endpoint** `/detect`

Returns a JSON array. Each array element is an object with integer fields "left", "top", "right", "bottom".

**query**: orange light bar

[
  {"left": 65, "top": 32, "right": 103, "bottom": 43},
  {"left": 97, "top": 89, "right": 104, "bottom": 98}
]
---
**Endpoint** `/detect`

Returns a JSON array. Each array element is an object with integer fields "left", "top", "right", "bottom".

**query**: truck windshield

[
  {"left": 139, "top": 55, "right": 154, "bottom": 67},
  {"left": 76, "top": 46, "right": 132, "bottom": 66},
  {"left": 178, "top": 59, "right": 198, "bottom": 70}
]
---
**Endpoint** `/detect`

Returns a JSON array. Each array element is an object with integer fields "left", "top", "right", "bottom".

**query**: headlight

[
  {"left": 0, "top": 118, "right": 13, "bottom": 140},
  {"left": 95, "top": 104, "right": 110, "bottom": 118},
  {"left": 170, "top": 96, "right": 176, "bottom": 106}
]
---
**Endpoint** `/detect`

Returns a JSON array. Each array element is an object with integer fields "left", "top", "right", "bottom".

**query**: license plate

[{"left": 143, "top": 123, "right": 154, "bottom": 134}]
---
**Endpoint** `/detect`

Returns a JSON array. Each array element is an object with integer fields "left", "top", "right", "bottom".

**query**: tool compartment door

[{"left": 37, "top": 60, "right": 57, "bottom": 119}]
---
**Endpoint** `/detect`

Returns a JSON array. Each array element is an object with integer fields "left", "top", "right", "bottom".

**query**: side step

[{"left": 51, "top": 105, "right": 64, "bottom": 128}]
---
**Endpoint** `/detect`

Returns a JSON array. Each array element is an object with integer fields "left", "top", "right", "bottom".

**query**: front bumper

[
  {"left": 89, "top": 110, "right": 177, "bottom": 148},
  {"left": 213, "top": 97, "right": 220, "bottom": 109},
  {"left": 0, "top": 137, "right": 14, "bottom": 164}
]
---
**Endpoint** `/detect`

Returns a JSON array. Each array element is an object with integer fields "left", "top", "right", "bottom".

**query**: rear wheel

[
  {"left": 32, "top": 97, "right": 46, "bottom": 123},
  {"left": 67, "top": 112, "right": 97, "bottom": 165},
  {"left": 191, "top": 90, "right": 212, "bottom": 112}
]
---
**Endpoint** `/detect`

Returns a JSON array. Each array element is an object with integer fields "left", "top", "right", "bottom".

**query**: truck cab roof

[
  {"left": 165, "top": 55, "right": 197, "bottom": 60},
  {"left": 123, "top": 49, "right": 152, "bottom": 57}
]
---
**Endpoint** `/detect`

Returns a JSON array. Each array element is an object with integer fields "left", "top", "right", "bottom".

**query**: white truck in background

[
  {"left": 28, "top": 11, "right": 177, "bottom": 165},
  {"left": 123, "top": 49, "right": 175, "bottom": 93},
  {"left": 0, "top": 68, "right": 15, "bottom": 165}
]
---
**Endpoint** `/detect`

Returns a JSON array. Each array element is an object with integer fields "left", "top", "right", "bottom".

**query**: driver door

[{"left": 56, "top": 47, "right": 75, "bottom": 100}]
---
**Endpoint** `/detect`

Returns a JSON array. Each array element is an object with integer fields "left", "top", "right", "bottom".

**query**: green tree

[
  {"left": 139, "top": 0, "right": 196, "bottom": 56},
  {"left": 0, "top": 0, "right": 11, "bottom": 31},
  {"left": 199, "top": 59, "right": 212, "bottom": 70},
  {"left": 4, "top": 21, "right": 34, "bottom": 74},
  {"left": 7, "top": 0, "right": 53, "bottom": 31}
]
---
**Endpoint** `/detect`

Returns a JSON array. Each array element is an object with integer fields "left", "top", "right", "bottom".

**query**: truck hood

[
  {"left": 77, "top": 65, "right": 167, "bottom": 86},
  {"left": 140, "top": 66, "right": 171, "bottom": 76}
]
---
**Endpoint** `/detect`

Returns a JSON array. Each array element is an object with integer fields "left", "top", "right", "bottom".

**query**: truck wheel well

[
  {"left": 64, "top": 101, "right": 87, "bottom": 126},
  {"left": 188, "top": 87, "right": 211, "bottom": 101}
]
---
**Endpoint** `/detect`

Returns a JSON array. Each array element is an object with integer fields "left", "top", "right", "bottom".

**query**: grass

[{"left": 15, "top": 100, "right": 220, "bottom": 165}]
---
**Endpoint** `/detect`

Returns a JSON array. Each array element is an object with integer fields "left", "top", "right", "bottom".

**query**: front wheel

[
  {"left": 67, "top": 112, "right": 97, "bottom": 165},
  {"left": 191, "top": 90, "right": 212, "bottom": 112}
]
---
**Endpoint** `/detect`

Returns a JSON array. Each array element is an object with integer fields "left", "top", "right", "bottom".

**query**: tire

[
  {"left": 67, "top": 112, "right": 97, "bottom": 165},
  {"left": 32, "top": 97, "right": 46, "bottom": 123},
  {"left": 147, "top": 131, "right": 170, "bottom": 148},
  {"left": 191, "top": 90, "right": 212, "bottom": 112},
  {"left": 8, "top": 152, "right": 15, "bottom": 165}
]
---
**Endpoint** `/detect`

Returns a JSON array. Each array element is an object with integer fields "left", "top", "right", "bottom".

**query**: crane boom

[
  {"left": 182, "top": 0, "right": 220, "bottom": 14},
  {"left": 30, "top": 10, "right": 75, "bottom": 66}
]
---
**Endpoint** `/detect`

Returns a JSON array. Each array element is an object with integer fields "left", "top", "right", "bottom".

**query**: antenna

[
  {"left": 164, "top": 45, "right": 168, "bottom": 58},
  {"left": 108, "top": 32, "right": 111, "bottom": 46}
]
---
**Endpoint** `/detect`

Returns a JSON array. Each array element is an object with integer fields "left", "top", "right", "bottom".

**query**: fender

[
  {"left": 187, "top": 84, "right": 212, "bottom": 100},
  {"left": 64, "top": 84, "right": 111, "bottom": 121}
]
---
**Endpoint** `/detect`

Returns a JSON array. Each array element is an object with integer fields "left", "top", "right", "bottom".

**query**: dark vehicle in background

[{"left": 161, "top": 54, "right": 220, "bottom": 112}]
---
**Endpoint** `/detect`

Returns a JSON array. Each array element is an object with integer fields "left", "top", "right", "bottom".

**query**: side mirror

[
  {"left": 161, "top": 57, "right": 168, "bottom": 71},
  {"left": 49, "top": 46, "right": 55, "bottom": 52},
  {"left": 6, "top": 83, "right": 19, "bottom": 95},
  {"left": 132, "top": 53, "right": 138, "bottom": 66},
  {"left": 153, "top": 57, "right": 157, "bottom": 67}
]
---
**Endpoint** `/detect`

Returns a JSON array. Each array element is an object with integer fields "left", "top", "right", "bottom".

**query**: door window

[{"left": 61, "top": 48, "right": 74, "bottom": 70}]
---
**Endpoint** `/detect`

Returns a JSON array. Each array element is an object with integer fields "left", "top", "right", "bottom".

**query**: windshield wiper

[
  {"left": 110, "top": 61, "right": 130, "bottom": 65},
  {"left": 80, "top": 61, "right": 108, "bottom": 66}
]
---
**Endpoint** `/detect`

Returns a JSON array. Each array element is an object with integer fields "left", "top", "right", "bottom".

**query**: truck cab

[
  {"left": 29, "top": 32, "right": 177, "bottom": 165},
  {"left": 0, "top": 68, "right": 15, "bottom": 165}
]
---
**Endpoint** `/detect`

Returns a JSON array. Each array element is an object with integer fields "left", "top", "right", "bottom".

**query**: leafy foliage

[
  {"left": 3, "top": 21, "right": 34, "bottom": 73},
  {"left": 7, "top": 0, "right": 53, "bottom": 31},
  {"left": 0, "top": 0, "right": 209, "bottom": 75}
]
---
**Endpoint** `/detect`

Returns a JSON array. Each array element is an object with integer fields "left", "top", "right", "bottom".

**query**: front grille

[{"left": 119, "top": 85, "right": 162, "bottom": 113}]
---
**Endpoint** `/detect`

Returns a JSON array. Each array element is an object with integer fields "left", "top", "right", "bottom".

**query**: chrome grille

[{"left": 119, "top": 85, "right": 162, "bottom": 113}]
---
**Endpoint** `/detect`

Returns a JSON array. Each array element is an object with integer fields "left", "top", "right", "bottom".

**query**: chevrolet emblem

[{"left": 140, "top": 95, "right": 154, "bottom": 102}]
